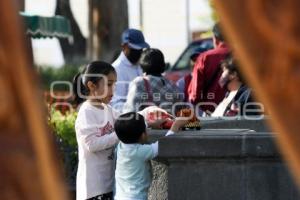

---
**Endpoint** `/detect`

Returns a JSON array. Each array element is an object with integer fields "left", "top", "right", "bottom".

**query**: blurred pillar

[
  {"left": 186, "top": 0, "right": 191, "bottom": 43},
  {"left": 213, "top": 0, "right": 300, "bottom": 187},
  {"left": 0, "top": 1, "right": 69, "bottom": 199}
]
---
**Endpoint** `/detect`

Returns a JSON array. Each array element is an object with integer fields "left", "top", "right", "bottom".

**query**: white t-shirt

[
  {"left": 75, "top": 101, "right": 120, "bottom": 200},
  {"left": 111, "top": 52, "right": 143, "bottom": 112},
  {"left": 211, "top": 90, "right": 238, "bottom": 117}
]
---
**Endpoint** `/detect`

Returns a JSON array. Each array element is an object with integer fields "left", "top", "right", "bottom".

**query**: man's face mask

[{"left": 127, "top": 48, "right": 143, "bottom": 64}]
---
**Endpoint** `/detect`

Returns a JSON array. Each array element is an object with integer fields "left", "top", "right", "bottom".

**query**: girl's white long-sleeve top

[{"left": 75, "top": 101, "right": 120, "bottom": 200}]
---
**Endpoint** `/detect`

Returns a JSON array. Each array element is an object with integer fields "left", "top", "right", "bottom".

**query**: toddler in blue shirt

[{"left": 114, "top": 112, "right": 188, "bottom": 200}]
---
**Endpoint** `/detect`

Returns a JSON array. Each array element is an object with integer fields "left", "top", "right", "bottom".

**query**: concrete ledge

[
  {"left": 200, "top": 117, "right": 271, "bottom": 132},
  {"left": 158, "top": 130, "right": 279, "bottom": 159},
  {"left": 147, "top": 128, "right": 300, "bottom": 200},
  {"left": 148, "top": 118, "right": 271, "bottom": 143}
]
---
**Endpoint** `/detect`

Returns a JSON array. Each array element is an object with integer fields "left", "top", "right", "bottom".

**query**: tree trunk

[
  {"left": 88, "top": 0, "right": 128, "bottom": 63},
  {"left": 55, "top": 0, "right": 87, "bottom": 63}
]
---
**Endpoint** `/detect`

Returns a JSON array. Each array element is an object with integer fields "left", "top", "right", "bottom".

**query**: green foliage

[
  {"left": 50, "top": 109, "right": 77, "bottom": 147},
  {"left": 49, "top": 109, "right": 78, "bottom": 186},
  {"left": 38, "top": 65, "right": 80, "bottom": 90}
]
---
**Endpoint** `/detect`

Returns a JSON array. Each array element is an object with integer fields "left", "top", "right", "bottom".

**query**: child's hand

[{"left": 170, "top": 117, "right": 189, "bottom": 132}]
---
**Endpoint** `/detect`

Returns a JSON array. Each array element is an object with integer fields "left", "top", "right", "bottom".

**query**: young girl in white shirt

[{"left": 73, "top": 61, "right": 120, "bottom": 200}]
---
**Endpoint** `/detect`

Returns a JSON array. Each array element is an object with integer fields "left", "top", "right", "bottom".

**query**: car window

[{"left": 172, "top": 39, "right": 213, "bottom": 71}]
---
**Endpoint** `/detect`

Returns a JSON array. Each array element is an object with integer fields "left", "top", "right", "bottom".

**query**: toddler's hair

[{"left": 114, "top": 112, "right": 146, "bottom": 144}]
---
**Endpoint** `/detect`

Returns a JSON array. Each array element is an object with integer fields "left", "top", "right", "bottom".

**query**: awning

[{"left": 20, "top": 12, "right": 73, "bottom": 41}]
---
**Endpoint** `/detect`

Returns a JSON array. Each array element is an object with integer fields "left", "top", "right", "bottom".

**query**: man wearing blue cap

[{"left": 111, "top": 29, "right": 150, "bottom": 112}]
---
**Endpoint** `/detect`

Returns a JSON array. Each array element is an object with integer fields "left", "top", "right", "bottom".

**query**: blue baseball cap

[{"left": 121, "top": 29, "right": 150, "bottom": 50}]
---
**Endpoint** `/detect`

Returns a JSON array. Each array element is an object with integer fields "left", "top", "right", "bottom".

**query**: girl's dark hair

[
  {"left": 221, "top": 55, "right": 246, "bottom": 83},
  {"left": 140, "top": 48, "right": 166, "bottom": 76},
  {"left": 73, "top": 61, "right": 116, "bottom": 105}
]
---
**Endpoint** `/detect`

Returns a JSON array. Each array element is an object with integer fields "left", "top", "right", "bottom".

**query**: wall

[{"left": 148, "top": 129, "right": 300, "bottom": 200}]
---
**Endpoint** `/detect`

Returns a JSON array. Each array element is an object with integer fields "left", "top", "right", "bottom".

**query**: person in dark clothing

[
  {"left": 211, "top": 56, "right": 262, "bottom": 117},
  {"left": 176, "top": 48, "right": 204, "bottom": 102}
]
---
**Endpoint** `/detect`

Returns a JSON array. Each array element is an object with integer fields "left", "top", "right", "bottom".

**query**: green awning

[{"left": 20, "top": 12, "right": 73, "bottom": 41}]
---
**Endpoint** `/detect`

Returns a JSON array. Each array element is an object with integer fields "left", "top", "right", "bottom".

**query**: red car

[{"left": 164, "top": 38, "right": 213, "bottom": 83}]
